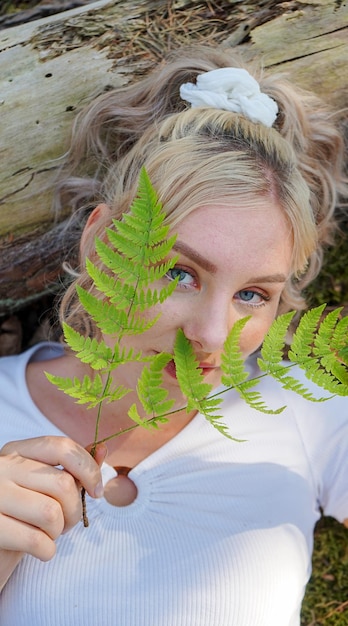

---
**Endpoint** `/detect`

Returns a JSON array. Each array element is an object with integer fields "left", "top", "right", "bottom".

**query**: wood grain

[{"left": 0, "top": 0, "right": 347, "bottom": 313}]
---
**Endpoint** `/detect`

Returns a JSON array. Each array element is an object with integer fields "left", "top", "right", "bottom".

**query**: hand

[{"left": 0, "top": 436, "right": 105, "bottom": 589}]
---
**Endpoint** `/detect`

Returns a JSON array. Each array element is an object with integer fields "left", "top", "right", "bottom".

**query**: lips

[
  {"left": 164, "top": 359, "right": 177, "bottom": 379},
  {"left": 164, "top": 359, "right": 219, "bottom": 380}
]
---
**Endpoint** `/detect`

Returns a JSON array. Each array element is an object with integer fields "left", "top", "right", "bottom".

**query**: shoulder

[
  {"left": 246, "top": 355, "right": 347, "bottom": 426},
  {"left": 0, "top": 342, "right": 63, "bottom": 383},
  {"left": 0, "top": 342, "right": 64, "bottom": 445},
  {"left": 0, "top": 341, "right": 63, "bottom": 406}
]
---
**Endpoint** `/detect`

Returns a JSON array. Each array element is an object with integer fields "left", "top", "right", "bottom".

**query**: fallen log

[{"left": 0, "top": 0, "right": 347, "bottom": 315}]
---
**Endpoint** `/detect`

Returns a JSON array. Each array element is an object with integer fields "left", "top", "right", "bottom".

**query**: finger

[
  {"left": 1, "top": 482, "right": 66, "bottom": 539},
  {"left": 0, "top": 458, "right": 82, "bottom": 532},
  {"left": 85, "top": 442, "right": 108, "bottom": 467},
  {"left": 1, "top": 436, "right": 103, "bottom": 499},
  {"left": 0, "top": 514, "right": 57, "bottom": 562}
]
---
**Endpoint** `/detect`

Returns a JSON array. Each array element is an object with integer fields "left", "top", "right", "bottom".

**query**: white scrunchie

[{"left": 179, "top": 67, "right": 278, "bottom": 128}]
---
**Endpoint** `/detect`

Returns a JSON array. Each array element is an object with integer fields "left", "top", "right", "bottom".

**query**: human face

[{"left": 116, "top": 198, "right": 293, "bottom": 396}]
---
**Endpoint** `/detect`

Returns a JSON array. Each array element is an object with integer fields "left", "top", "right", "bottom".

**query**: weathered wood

[{"left": 0, "top": 0, "right": 347, "bottom": 314}]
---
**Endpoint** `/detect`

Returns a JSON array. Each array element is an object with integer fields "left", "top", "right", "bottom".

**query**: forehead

[{"left": 172, "top": 198, "right": 293, "bottom": 276}]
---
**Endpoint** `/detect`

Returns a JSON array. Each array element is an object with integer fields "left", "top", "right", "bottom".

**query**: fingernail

[{"left": 94, "top": 481, "right": 104, "bottom": 498}]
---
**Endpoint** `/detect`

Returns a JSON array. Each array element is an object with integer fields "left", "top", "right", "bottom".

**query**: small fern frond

[
  {"left": 85, "top": 259, "right": 179, "bottom": 314},
  {"left": 94, "top": 238, "right": 143, "bottom": 283},
  {"left": 135, "top": 353, "right": 175, "bottom": 420},
  {"left": 45, "top": 372, "right": 131, "bottom": 408},
  {"left": 258, "top": 360, "right": 327, "bottom": 402},
  {"left": 85, "top": 257, "right": 135, "bottom": 306},
  {"left": 259, "top": 311, "right": 296, "bottom": 367},
  {"left": 312, "top": 309, "right": 348, "bottom": 387},
  {"left": 125, "top": 281, "right": 178, "bottom": 312},
  {"left": 174, "top": 329, "right": 213, "bottom": 409},
  {"left": 257, "top": 307, "right": 334, "bottom": 402},
  {"left": 313, "top": 308, "right": 342, "bottom": 352},
  {"left": 102, "top": 384, "right": 132, "bottom": 404},
  {"left": 62, "top": 323, "right": 113, "bottom": 370},
  {"left": 220, "top": 317, "right": 281, "bottom": 414},
  {"left": 221, "top": 317, "right": 250, "bottom": 387},
  {"left": 45, "top": 372, "right": 102, "bottom": 407},
  {"left": 127, "top": 404, "right": 159, "bottom": 430},
  {"left": 287, "top": 305, "right": 348, "bottom": 396},
  {"left": 173, "top": 329, "right": 233, "bottom": 435},
  {"left": 104, "top": 167, "right": 177, "bottom": 274},
  {"left": 76, "top": 286, "right": 161, "bottom": 336},
  {"left": 288, "top": 304, "right": 326, "bottom": 362},
  {"left": 146, "top": 260, "right": 179, "bottom": 284}
]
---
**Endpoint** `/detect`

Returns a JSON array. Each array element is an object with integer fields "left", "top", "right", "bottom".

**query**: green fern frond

[
  {"left": 287, "top": 305, "right": 348, "bottom": 396},
  {"left": 45, "top": 372, "right": 101, "bottom": 406},
  {"left": 312, "top": 309, "right": 348, "bottom": 387},
  {"left": 221, "top": 317, "right": 282, "bottom": 414},
  {"left": 85, "top": 258, "right": 178, "bottom": 313},
  {"left": 47, "top": 163, "right": 348, "bottom": 475},
  {"left": 76, "top": 286, "right": 161, "bottom": 336},
  {"left": 260, "top": 360, "right": 328, "bottom": 402},
  {"left": 288, "top": 304, "right": 326, "bottom": 361},
  {"left": 257, "top": 306, "right": 336, "bottom": 401},
  {"left": 62, "top": 323, "right": 151, "bottom": 371},
  {"left": 93, "top": 238, "right": 147, "bottom": 284},
  {"left": 173, "top": 329, "right": 236, "bottom": 435},
  {"left": 221, "top": 317, "right": 250, "bottom": 387},
  {"left": 133, "top": 284, "right": 176, "bottom": 310},
  {"left": 135, "top": 353, "right": 175, "bottom": 421},
  {"left": 259, "top": 311, "right": 296, "bottom": 367},
  {"left": 313, "top": 308, "right": 342, "bottom": 351},
  {"left": 174, "top": 329, "right": 213, "bottom": 409},
  {"left": 332, "top": 315, "right": 348, "bottom": 355},
  {"left": 102, "top": 384, "right": 132, "bottom": 404},
  {"left": 127, "top": 403, "right": 169, "bottom": 430},
  {"left": 62, "top": 323, "right": 113, "bottom": 369},
  {"left": 103, "top": 167, "right": 177, "bottom": 272},
  {"left": 85, "top": 257, "right": 135, "bottom": 306},
  {"left": 45, "top": 372, "right": 130, "bottom": 408}
]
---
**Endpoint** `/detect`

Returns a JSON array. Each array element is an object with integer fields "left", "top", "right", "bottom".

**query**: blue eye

[
  {"left": 239, "top": 290, "right": 257, "bottom": 301},
  {"left": 236, "top": 290, "right": 269, "bottom": 306},
  {"left": 166, "top": 267, "right": 197, "bottom": 288}
]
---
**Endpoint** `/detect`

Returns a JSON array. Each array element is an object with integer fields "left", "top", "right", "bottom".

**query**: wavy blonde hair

[{"left": 55, "top": 45, "right": 347, "bottom": 337}]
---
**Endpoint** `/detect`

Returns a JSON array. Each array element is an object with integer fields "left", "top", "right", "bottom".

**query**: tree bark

[{"left": 0, "top": 0, "right": 347, "bottom": 315}]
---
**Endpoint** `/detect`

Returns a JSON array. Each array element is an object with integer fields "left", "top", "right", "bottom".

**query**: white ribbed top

[{"left": 0, "top": 343, "right": 347, "bottom": 626}]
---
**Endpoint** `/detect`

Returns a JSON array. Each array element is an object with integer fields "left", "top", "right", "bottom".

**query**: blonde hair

[{"left": 56, "top": 45, "right": 347, "bottom": 337}]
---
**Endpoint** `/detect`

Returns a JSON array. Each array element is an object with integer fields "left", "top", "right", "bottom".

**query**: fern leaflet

[
  {"left": 221, "top": 317, "right": 285, "bottom": 414},
  {"left": 288, "top": 305, "right": 348, "bottom": 395},
  {"left": 172, "top": 329, "right": 235, "bottom": 438},
  {"left": 127, "top": 354, "right": 176, "bottom": 429}
]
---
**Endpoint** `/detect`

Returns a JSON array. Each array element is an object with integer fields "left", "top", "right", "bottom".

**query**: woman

[{"left": 0, "top": 46, "right": 347, "bottom": 625}]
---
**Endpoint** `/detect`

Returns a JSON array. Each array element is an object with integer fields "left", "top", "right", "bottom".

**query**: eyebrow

[
  {"left": 172, "top": 241, "right": 288, "bottom": 283},
  {"left": 173, "top": 241, "right": 218, "bottom": 273},
  {"left": 246, "top": 274, "right": 288, "bottom": 283}
]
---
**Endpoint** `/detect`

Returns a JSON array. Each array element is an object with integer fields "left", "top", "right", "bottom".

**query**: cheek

[{"left": 239, "top": 316, "right": 275, "bottom": 358}]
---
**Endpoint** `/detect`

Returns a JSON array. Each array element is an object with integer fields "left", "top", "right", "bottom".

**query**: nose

[{"left": 182, "top": 295, "right": 234, "bottom": 354}]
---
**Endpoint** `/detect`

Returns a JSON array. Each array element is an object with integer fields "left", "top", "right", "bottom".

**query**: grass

[
  {"left": 300, "top": 211, "right": 347, "bottom": 625},
  {"left": 301, "top": 517, "right": 348, "bottom": 626}
]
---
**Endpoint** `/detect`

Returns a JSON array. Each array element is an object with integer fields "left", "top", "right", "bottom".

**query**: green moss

[
  {"left": 301, "top": 517, "right": 348, "bottom": 626},
  {"left": 305, "top": 213, "right": 348, "bottom": 308}
]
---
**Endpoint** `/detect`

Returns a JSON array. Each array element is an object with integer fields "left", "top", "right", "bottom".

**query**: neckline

[{"left": 19, "top": 342, "right": 214, "bottom": 473}]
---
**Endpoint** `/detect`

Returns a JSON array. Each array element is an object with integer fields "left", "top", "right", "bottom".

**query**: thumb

[{"left": 85, "top": 442, "right": 108, "bottom": 467}]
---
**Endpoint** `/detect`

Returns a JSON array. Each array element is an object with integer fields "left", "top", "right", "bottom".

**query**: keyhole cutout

[{"left": 104, "top": 467, "right": 138, "bottom": 507}]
